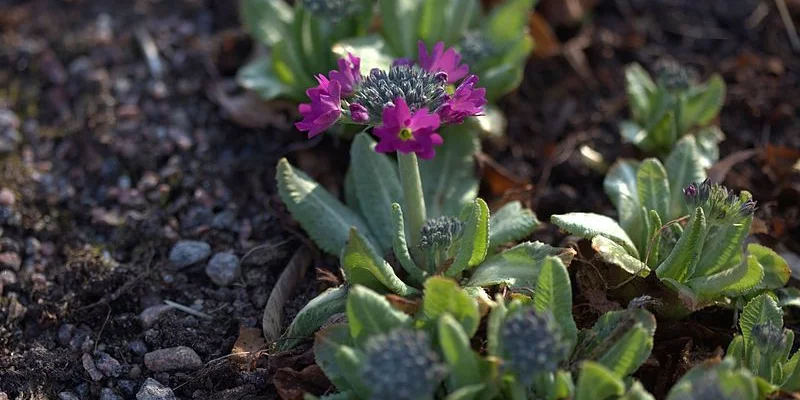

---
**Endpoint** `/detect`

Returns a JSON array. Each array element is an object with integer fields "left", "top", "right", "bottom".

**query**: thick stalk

[{"left": 397, "top": 152, "right": 427, "bottom": 248}]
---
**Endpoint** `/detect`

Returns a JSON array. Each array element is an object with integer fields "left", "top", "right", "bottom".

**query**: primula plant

[
  {"left": 622, "top": 61, "right": 726, "bottom": 165},
  {"left": 725, "top": 293, "right": 800, "bottom": 395},
  {"left": 276, "top": 44, "right": 562, "bottom": 350},
  {"left": 665, "top": 357, "right": 760, "bottom": 400},
  {"left": 239, "top": 0, "right": 535, "bottom": 109},
  {"left": 551, "top": 138, "right": 790, "bottom": 315},
  {"left": 307, "top": 254, "right": 657, "bottom": 400}
]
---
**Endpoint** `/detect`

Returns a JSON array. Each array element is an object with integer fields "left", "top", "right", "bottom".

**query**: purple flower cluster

[{"left": 296, "top": 41, "right": 486, "bottom": 159}]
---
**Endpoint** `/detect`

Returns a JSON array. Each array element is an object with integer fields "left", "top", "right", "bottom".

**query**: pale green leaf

[
  {"left": 314, "top": 324, "right": 359, "bottom": 392},
  {"left": 604, "top": 159, "right": 648, "bottom": 253},
  {"left": 739, "top": 294, "right": 783, "bottom": 349},
  {"left": 279, "top": 286, "right": 348, "bottom": 351},
  {"left": 591, "top": 236, "right": 650, "bottom": 277},
  {"left": 487, "top": 294, "right": 507, "bottom": 356},
  {"left": 438, "top": 314, "right": 481, "bottom": 391},
  {"left": 236, "top": 55, "right": 294, "bottom": 100},
  {"left": 332, "top": 35, "right": 395, "bottom": 73},
  {"left": 467, "top": 241, "right": 576, "bottom": 288},
  {"left": 332, "top": 346, "right": 370, "bottom": 398},
  {"left": 378, "top": 0, "right": 422, "bottom": 57},
  {"left": 534, "top": 256, "right": 577, "bottom": 349},
  {"left": 390, "top": 204, "right": 424, "bottom": 285},
  {"left": 551, "top": 212, "right": 640, "bottom": 258},
  {"left": 341, "top": 228, "right": 415, "bottom": 296},
  {"left": 488, "top": 201, "right": 541, "bottom": 250},
  {"left": 746, "top": 243, "right": 791, "bottom": 291},
  {"left": 423, "top": 277, "right": 481, "bottom": 337},
  {"left": 582, "top": 309, "right": 656, "bottom": 378},
  {"left": 619, "top": 381, "right": 655, "bottom": 400},
  {"left": 483, "top": 0, "right": 536, "bottom": 44},
  {"left": 619, "top": 121, "right": 648, "bottom": 147},
  {"left": 350, "top": 133, "right": 402, "bottom": 253},
  {"left": 420, "top": 125, "right": 480, "bottom": 218},
  {"left": 636, "top": 158, "right": 670, "bottom": 220},
  {"left": 694, "top": 126, "right": 724, "bottom": 167},
  {"left": 648, "top": 110, "right": 677, "bottom": 154},
  {"left": 781, "top": 350, "right": 800, "bottom": 391},
  {"left": 688, "top": 254, "right": 763, "bottom": 301},
  {"left": 346, "top": 285, "right": 411, "bottom": 347},
  {"left": 575, "top": 362, "right": 625, "bottom": 400},
  {"left": 448, "top": 199, "right": 490, "bottom": 277},
  {"left": 656, "top": 207, "right": 706, "bottom": 282},
  {"left": 625, "top": 63, "right": 657, "bottom": 123},
  {"left": 480, "top": 63, "right": 526, "bottom": 103},
  {"left": 727, "top": 335, "right": 745, "bottom": 364},
  {"left": 240, "top": 0, "right": 293, "bottom": 46},
  {"left": 679, "top": 74, "right": 726, "bottom": 132},
  {"left": 664, "top": 136, "right": 706, "bottom": 219},
  {"left": 443, "top": 385, "right": 485, "bottom": 400},
  {"left": 693, "top": 215, "right": 751, "bottom": 277},
  {"left": 276, "top": 158, "right": 376, "bottom": 256},
  {"left": 596, "top": 326, "right": 651, "bottom": 378}
]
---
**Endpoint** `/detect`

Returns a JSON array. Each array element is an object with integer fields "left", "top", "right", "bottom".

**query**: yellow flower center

[
  {"left": 446, "top": 84, "right": 456, "bottom": 95},
  {"left": 398, "top": 128, "right": 413, "bottom": 141}
]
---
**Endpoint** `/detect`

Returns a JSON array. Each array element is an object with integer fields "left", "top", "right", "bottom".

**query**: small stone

[
  {"left": 24, "top": 237, "right": 41, "bottom": 257},
  {"left": 100, "top": 388, "right": 123, "bottom": 400},
  {"left": 0, "top": 393, "right": 8, "bottom": 400},
  {"left": 168, "top": 240, "right": 211, "bottom": 269},
  {"left": 0, "top": 252, "right": 21, "bottom": 271},
  {"left": 128, "top": 364, "right": 142, "bottom": 379},
  {"left": 144, "top": 346, "right": 202, "bottom": 372},
  {"left": 82, "top": 353, "right": 104, "bottom": 381},
  {"left": 205, "top": 252, "right": 240, "bottom": 286},
  {"left": 0, "top": 189, "right": 14, "bottom": 207},
  {"left": 0, "top": 109, "right": 20, "bottom": 155},
  {"left": 139, "top": 304, "right": 173, "bottom": 328},
  {"left": 136, "top": 378, "right": 177, "bottom": 400},
  {"left": 95, "top": 352, "right": 122, "bottom": 377},
  {"left": 57, "top": 324, "right": 75, "bottom": 346},
  {"left": 129, "top": 340, "right": 148, "bottom": 355},
  {"left": 58, "top": 393, "right": 80, "bottom": 400},
  {"left": 117, "top": 380, "right": 137, "bottom": 397}
]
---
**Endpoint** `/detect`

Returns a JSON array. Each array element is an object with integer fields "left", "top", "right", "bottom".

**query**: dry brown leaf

[
  {"left": 262, "top": 249, "right": 313, "bottom": 344},
  {"left": 476, "top": 152, "right": 530, "bottom": 198},
  {"left": 231, "top": 326, "right": 266, "bottom": 368},
  {"left": 762, "top": 144, "right": 800, "bottom": 184},
  {"left": 274, "top": 365, "right": 331, "bottom": 400},
  {"left": 707, "top": 149, "right": 758, "bottom": 183},
  {"left": 207, "top": 84, "right": 285, "bottom": 129},
  {"left": 385, "top": 294, "right": 421, "bottom": 315},
  {"left": 529, "top": 12, "right": 561, "bottom": 58}
]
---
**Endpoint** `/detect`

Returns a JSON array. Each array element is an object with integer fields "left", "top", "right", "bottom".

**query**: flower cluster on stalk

[
  {"left": 296, "top": 41, "right": 487, "bottom": 159},
  {"left": 683, "top": 178, "right": 757, "bottom": 222}
]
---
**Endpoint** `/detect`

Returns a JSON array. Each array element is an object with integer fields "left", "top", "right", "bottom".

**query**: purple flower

[
  {"left": 374, "top": 98, "right": 443, "bottom": 159},
  {"left": 349, "top": 103, "right": 370, "bottom": 123},
  {"left": 329, "top": 53, "right": 361, "bottom": 95},
  {"left": 295, "top": 75, "right": 342, "bottom": 138},
  {"left": 437, "top": 75, "right": 486, "bottom": 124},
  {"left": 418, "top": 41, "right": 468, "bottom": 84}
]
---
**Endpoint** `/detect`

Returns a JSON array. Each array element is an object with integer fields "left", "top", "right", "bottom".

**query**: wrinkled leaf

[
  {"left": 552, "top": 212, "right": 639, "bottom": 258},
  {"left": 278, "top": 286, "right": 348, "bottom": 351},
  {"left": 575, "top": 362, "right": 625, "bottom": 400},
  {"left": 346, "top": 285, "right": 411, "bottom": 346},
  {"left": 592, "top": 236, "right": 650, "bottom": 277},
  {"left": 448, "top": 198, "right": 490, "bottom": 277},
  {"left": 488, "top": 201, "right": 541, "bottom": 250},
  {"left": 746, "top": 243, "right": 791, "bottom": 292},
  {"left": 467, "top": 241, "right": 576, "bottom": 288},
  {"left": 438, "top": 314, "right": 481, "bottom": 392},
  {"left": 636, "top": 158, "right": 670, "bottom": 223},
  {"left": 625, "top": 63, "right": 657, "bottom": 122},
  {"left": 679, "top": 74, "right": 726, "bottom": 132},
  {"left": 341, "top": 228, "right": 415, "bottom": 296},
  {"left": 664, "top": 136, "right": 706, "bottom": 219},
  {"left": 739, "top": 294, "right": 782, "bottom": 349},
  {"left": 423, "top": 277, "right": 481, "bottom": 337},
  {"left": 390, "top": 204, "right": 424, "bottom": 285},
  {"left": 656, "top": 207, "right": 706, "bottom": 282},
  {"left": 534, "top": 256, "right": 577, "bottom": 349}
]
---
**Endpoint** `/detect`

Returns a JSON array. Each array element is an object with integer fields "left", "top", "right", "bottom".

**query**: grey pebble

[
  {"left": 58, "top": 393, "right": 80, "bottom": 400},
  {"left": 0, "top": 252, "right": 21, "bottom": 271},
  {"left": 129, "top": 340, "right": 148, "bottom": 355},
  {"left": 100, "top": 388, "right": 123, "bottom": 400},
  {"left": 136, "top": 378, "right": 177, "bottom": 400},
  {"left": 168, "top": 240, "right": 211, "bottom": 269},
  {"left": 95, "top": 351, "right": 122, "bottom": 377},
  {"left": 57, "top": 324, "right": 75, "bottom": 346},
  {"left": 117, "top": 379, "right": 138, "bottom": 397},
  {"left": 0, "top": 109, "right": 20, "bottom": 155},
  {"left": 139, "top": 304, "right": 173, "bottom": 328},
  {"left": 205, "top": 252, "right": 240, "bottom": 286},
  {"left": 81, "top": 353, "right": 104, "bottom": 381},
  {"left": 144, "top": 346, "right": 202, "bottom": 372}
]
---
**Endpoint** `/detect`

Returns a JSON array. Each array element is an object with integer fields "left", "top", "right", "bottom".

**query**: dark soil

[{"left": 0, "top": 0, "right": 798, "bottom": 399}]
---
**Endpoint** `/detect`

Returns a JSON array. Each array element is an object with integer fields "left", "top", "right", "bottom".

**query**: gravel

[
  {"left": 136, "top": 378, "right": 177, "bottom": 400},
  {"left": 139, "top": 304, "right": 174, "bottom": 328},
  {"left": 168, "top": 240, "right": 211, "bottom": 269},
  {"left": 205, "top": 251, "right": 240, "bottom": 286},
  {"left": 144, "top": 346, "right": 203, "bottom": 372}
]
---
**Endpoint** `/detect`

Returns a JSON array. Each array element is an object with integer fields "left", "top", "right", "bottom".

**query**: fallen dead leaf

[
  {"left": 231, "top": 326, "right": 266, "bottom": 369},
  {"left": 207, "top": 84, "right": 287, "bottom": 129},
  {"left": 707, "top": 149, "right": 758, "bottom": 183},
  {"left": 274, "top": 365, "right": 331, "bottom": 400},
  {"left": 263, "top": 249, "right": 313, "bottom": 344},
  {"left": 762, "top": 144, "right": 800, "bottom": 184},
  {"left": 476, "top": 152, "right": 531, "bottom": 199},
  {"left": 529, "top": 12, "right": 561, "bottom": 58},
  {"left": 385, "top": 294, "right": 421, "bottom": 315}
]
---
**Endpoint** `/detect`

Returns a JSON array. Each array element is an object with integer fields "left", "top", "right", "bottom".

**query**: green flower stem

[{"left": 397, "top": 152, "right": 427, "bottom": 249}]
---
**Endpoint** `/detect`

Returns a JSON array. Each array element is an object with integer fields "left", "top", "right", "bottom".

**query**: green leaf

[
  {"left": 443, "top": 385, "right": 486, "bottom": 400},
  {"left": 694, "top": 126, "right": 724, "bottom": 167},
  {"left": 739, "top": 294, "right": 783, "bottom": 349},
  {"left": 693, "top": 215, "right": 752, "bottom": 277},
  {"left": 271, "top": 39, "right": 314, "bottom": 95},
  {"left": 488, "top": 201, "right": 541, "bottom": 250},
  {"left": 575, "top": 362, "right": 625, "bottom": 400},
  {"left": 240, "top": 0, "right": 293, "bottom": 46},
  {"left": 534, "top": 256, "right": 577, "bottom": 349},
  {"left": 591, "top": 236, "right": 650, "bottom": 277},
  {"left": 314, "top": 323, "right": 359, "bottom": 392},
  {"left": 655, "top": 207, "right": 706, "bottom": 282},
  {"left": 667, "top": 357, "right": 758, "bottom": 400},
  {"left": 438, "top": 314, "right": 481, "bottom": 392},
  {"left": 341, "top": 228, "right": 415, "bottom": 296},
  {"left": 471, "top": 104, "right": 507, "bottom": 140},
  {"left": 483, "top": 0, "right": 536, "bottom": 44},
  {"left": 448, "top": 198, "right": 490, "bottom": 277},
  {"left": 727, "top": 335, "right": 745, "bottom": 364},
  {"left": 551, "top": 213, "right": 640, "bottom": 258},
  {"left": 332, "top": 346, "right": 370, "bottom": 398},
  {"left": 276, "top": 158, "right": 376, "bottom": 256},
  {"left": 619, "top": 121, "right": 648, "bottom": 148},
  {"left": 350, "top": 133, "right": 403, "bottom": 253},
  {"left": 746, "top": 243, "right": 791, "bottom": 291},
  {"left": 649, "top": 110, "right": 678, "bottom": 154},
  {"left": 679, "top": 74, "right": 726, "bottom": 132},
  {"left": 278, "top": 286, "right": 348, "bottom": 351},
  {"left": 664, "top": 136, "right": 706, "bottom": 219},
  {"left": 467, "top": 241, "right": 576, "bottom": 288},
  {"left": 624, "top": 63, "right": 657, "bottom": 123},
  {"left": 422, "top": 277, "right": 481, "bottom": 337},
  {"left": 636, "top": 158, "right": 670, "bottom": 220},
  {"left": 332, "top": 35, "right": 395, "bottom": 73},
  {"left": 378, "top": 0, "right": 422, "bottom": 57},
  {"left": 346, "top": 285, "right": 411, "bottom": 347},
  {"left": 554, "top": 370, "right": 576, "bottom": 400},
  {"left": 344, "top": 168, "right": 359, "bottom": 210},
  {"left": 390, "top": 204, "right": 424, "bottom": 285},
  {"left": 236, "top": 55, "right": 294, "bottom": 100},
  {"left": 619, "top": 381, "right": 655, "bottom": 400},
  {"left": 420, "top": 125, "right": 480, "bottom": 218},
  {"left": 687, "top": 254, "right": 763, "bottom": 301},
  {"left": 781, "top": 351, "right": 800, "bottom": 391},
  {"left": 596, "top": 326, "right": 651, "bottom": 378},
  {"left": 604, "top": 160, "right": 648, "bottom": 253},
  {"left": 583, "top": 309, "right": 656, "bottom": 378},
  {"left": 480, "top": 63, "right": 526, "bottom": 103},
  {"left": 487, "top": 294, "right": 507, "bottom": 357}
]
